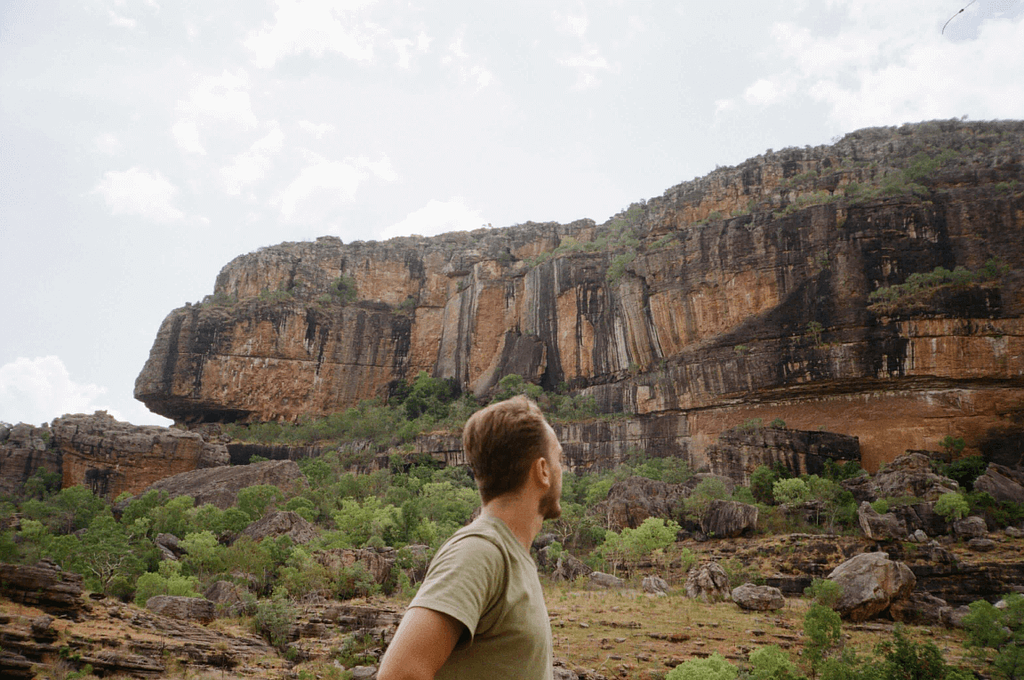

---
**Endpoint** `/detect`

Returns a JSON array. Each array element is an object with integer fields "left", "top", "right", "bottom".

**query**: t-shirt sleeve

[{"left": 409, "top": 535, "right": 507, "bottom": 645}]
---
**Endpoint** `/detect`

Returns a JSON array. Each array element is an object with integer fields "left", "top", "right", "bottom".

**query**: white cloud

[
  {"left": 0, "top": 356, "right": 108, "bottom": 426},
  {"left": 379, "top": 198, "right": 484, "bottom": 240},
  {"left": 442, "top": 34, "right": 495, "bottom": 89},
  {"left": 173, "top": 70, "right": 259, "bottom": 155},
  {"left": 393, "top": 34, "right": 431, "bottom": 69},
  {"left": 93, "top": 167, "right": 184, "bottom": 222},
  {"left": 362, "top": 155, "right": 397, "bottom": 182},
  {"left": 561, "top": 48, "right": 616, "bottom": 90},
  {"left": 220, "top": 124, "right": 285, "bottom": 195},
  {"left": 108, "top": 11, "right": 136, "bottom": 29},
  {"left": 278, "top": 159, "right": 367, "bottom": 221},
  {"left": 94, "top": 133, "right": 122, "bottom": 155},
  {"left": 727, "top": 1, "right": 1024, "bottom": 129},
  {"left": 298, "top": 120, "right": 336, "bottom": 138},
  {"left": 245, "top": 0, "right": 378, "bottom": 68}
]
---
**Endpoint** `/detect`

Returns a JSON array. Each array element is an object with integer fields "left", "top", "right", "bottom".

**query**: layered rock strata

[{"left": 137, "top": 120, "right": 1024, "bottom": 471}]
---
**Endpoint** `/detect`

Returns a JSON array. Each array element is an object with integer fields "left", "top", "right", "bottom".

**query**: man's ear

[{"left": 533, "top": 454, "right": 552, "bottom": 489}]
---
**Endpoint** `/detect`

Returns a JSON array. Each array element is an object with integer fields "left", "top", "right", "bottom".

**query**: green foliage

[
  {"left": 236, "top": 485, "right": 285, "bottom": 521},
  {"left": 598, "top": 517, "right": 680, "bottom": 573},
  {"left": 871, "top": 498, "right": 890, "bottom": 514},
  {"left": 964, "top": 593, "right": 1024, "bottom": 680},
  {"left": 805, "top": 578, "right": 843, "bottom": 608},
  {"left": 822, "top": 460, "right": 864, "bottom": 482},
  {"left": 179, "top": 530, "right": 225, "bottom": 582},
  {"left": 773, "top": 478, "right": 810, "bottom": 505},
  {"left": 148, "top": 495, "right": 197, "bottom": 537},
  {"left": 749, "top": 645, "right": 805, "bottom": 680},
  {"left": 738, "top": 418, "right": 764, "bottom": 432},
  {"left": 769, "top": 418, "right": 787, "bottom": 429},
  {"left": 751, "top": 465, "right": 779, "bottom": 504},
  {"left": 940, "top": 455, "right": 987, "bottom": 491},
  {"left": 628, "top": 450, "right": 693, "bottom": 484},
  {"left": 806, "top": 321, "right": 825, "bottom": 347},
  {"left": 134, "top": 561, "right": 201, "bottom": 606},
  {"left": 934, "top": 493, "right": 970, "bottom": 522},
  {"left": 868, "top": 259, "right": 1010, "bottom": 315},
  {"left": 875, "top": 624, "right": 969, "bottom": 680},
  {"left": 253, "top": 593, "right": 298, "bottom": 649},
  {"left": 665, "top": 652, "right": 738, "bottom": 680},
  {"left": 939, "top": 436, "right": 967, "bottom": 458},
  {"left": 334, "top": 562, "right": 379, "bottom": 600},
  {"left": 491, "top": 373, "right": 543, "bottom": 402},
  {"left": 803, "top": 602, "right": 843, "bottom": 670},
  {"left": 685, "top": 478, "right": 729, "bottom": 533},
  {"left": 606, "top": 250, "right": 637, "bottom": 283},
  {"left": 330, "top": 275, "right": 357, "bottom": 303},
  {"left": 22, "top": 485, "right": 107, "bottom": 534},
  {"left": 402, "top": 371, "right": 456, "bottom": 420}
]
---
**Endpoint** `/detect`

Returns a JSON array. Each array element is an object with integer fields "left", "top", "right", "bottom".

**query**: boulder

[
  {"left": 924, "top": 541, "right": 959, "bottom": 567},
  {"left": 889, "top": 592, "right": 952, "bottom": 626},
  {"left": 597, "top": 477, "right": 686, "bottom": 531},
  {"left": 869, "top": 452, "right": 959, "bottom": 501},
  {"left": 1006, "top": 526, "right": 1024, "bottom": 538},
  {"left": 203, "top": 581, "right": 251, "bottom": 617},
  {"left": 0, "top": 559, "right": 84, "bottom": 619},
  {"left": 684, "top": 562, "right": 731, "bottom": 603},
  {"left": 156, "top": 533, "right": 184, "bottom": 561},
  {"left": 911, "top": 529, "right": 929, "bottom": 542},
  {"left": 967, "top": 538, "right": 996, "bottom": 552},
  {"left": 974, "top": 464, "right": 1024, "bottom": 504},
  {"left": 589, "top": 572, "right": 625, "bottom": 589},
  {"left": 142, "top": 459, "right": 307, "bottom": 510},
  {"left": 953, "top": 516, "right": 988, "bottom": 539},
  {"left": 146, "top": 595, "right": 216, "bottom": 624},
  {"left": 642, "top": 575, "right": 670, "bottom": 595},
  {"left": 553, "top": 553, "right": 593, "bottom": 582},
  {"left": 350, "top": 667, "right": 377, "bottom": 680},
  {"left": 241, "top": 510, "right": 317, "bottom": 544},
  {"left": 704, "top": 500, "right": 758, "bottom": 538},
  {"left": 828, "top": 552, "right": 916, "bottom": 621},
  {"left": 858, "top": 502, "right": 909, "bottom": 541},
  {"left": 731, "top": 583, "right": 785, "bottom": 611},
  {"left": 943, "top": 605, "right": 973, "bottom": 628}
]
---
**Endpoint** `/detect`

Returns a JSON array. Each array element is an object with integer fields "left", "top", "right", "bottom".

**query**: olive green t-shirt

[{"left": 409, "top": 514, "right": 553, "bottom": 680}]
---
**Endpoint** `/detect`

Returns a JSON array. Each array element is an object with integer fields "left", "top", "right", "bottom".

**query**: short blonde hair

[{"left": 462, "top": 396, "right": 551, "bottom": 503}]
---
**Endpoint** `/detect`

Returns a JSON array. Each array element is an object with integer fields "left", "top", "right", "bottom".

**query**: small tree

[
  {"left": 963, "top": 593, "right": 1024, "bottom": 680},
  {"left": 749, "top": 645, "right": 804, "bottom": 680},
  {"left": 685, "top": 478, "right": 729, "bottom": 533},
  {"left": 876, "top": 624, "right": 972, "bottom": 680},
  {"left": 804, "top": 603, "right": 843, "bottom": 676},
  {"left": 666, "top": 652, "right": 738, "bottom": 680},
  {"left": 934, "top": 493, "right": 970, "bottom": 522},
  {"left": 773, "top": 478, "right": 811, "bottom": 506},
  {"left": 751, "top": 465, "right": 778, "bottom": 504}
]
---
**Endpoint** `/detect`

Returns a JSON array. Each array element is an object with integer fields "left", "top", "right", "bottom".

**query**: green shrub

[
  {"left": 773, "top": 478, "right": 810, "bottom": 505},
  {"left": 751, "top": 465, "right": 778, "bottom": 504},
  {"left": 134, "top": 562, "right": 201, "bottom": 607},
  {"left": 964, "top": 593, "right": 1024, "bottom": 680},
  {"left": 253, "top": 593, "right": 297, "bottom": 649},
  {"left": 870, "top": 498, "right": 890, "bottom": 514},
  {"left": 934, "top": 493, "right": 970, "bottom": 522},
  {"left": 940, "top": 455, "right": 987, "bottom": 491},
  {"left": 666, "top": 652, "right": 737, "bottom": 680},
  {"left": 749, "top": 645, "right": 804, "bottom": 680},
  {"left": 876, "top": 624, "right": 970, "bottom": 680},
  {"left": 803, "top": 602, "right": 843, "bottom": 670},
  {"left": 805, "top": 578, "right": 842, "bottom": 608},
  {"left": 330, "top": 275, "right": 357, "bottom": 303}
]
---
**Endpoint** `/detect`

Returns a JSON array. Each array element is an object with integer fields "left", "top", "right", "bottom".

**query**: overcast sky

[{"left": 2, "top": 0, "right": 1022, "bottom": 428}]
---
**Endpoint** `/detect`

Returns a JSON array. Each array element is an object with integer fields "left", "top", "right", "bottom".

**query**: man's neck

[{"left": 481, "top": 494, "right": 542, "bottom": 552}]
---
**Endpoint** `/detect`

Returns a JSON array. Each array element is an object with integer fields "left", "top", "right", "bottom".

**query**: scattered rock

[
  {"left": 974, "top": 464, "right": 1024, "bottom": 504},
  {"left": 554, "top": 553, "right": 593, "bottom": 582},
  {"left": 589, "top": 572, "right": 625, "bottom": 589},
  {"left": 1006, "top": 526, "right": 1024, "bottom": 538},
  {"left": 953, "top": 516, "right": 988, "bottom": 539},
  {"left": 858, "top": 502, "right": 909, "bottom": 541},
  {"left": 967, "top": 538, "right": 996, "bottom": 552},
  {"left": 828, "top": 552, "right": 916, "bottom": 621},
  {"left": 642, "top": 576, "right": 669, "bottom": 595},
  {"left": 889, "top": 592, "right": 951, "bottom": 626},
  {"left": 684, "top": 562, "right": 731, "bottom": 603},
  {"left": 350, "top": 666, "right": 377, "bottom": 680},
  {"left": 731, "top": 584, "right": 785, "bottom": 611},
  {"left": 142, "top": 459, "right": 307, "bottom": 510},
  {"left": 704, "top": 500, "right": 758, "bottom": 538},
  {"left": 241, "top": 510, "right": 317, "bottom": 544},
  {"left": 146, "top": 596, "right": 216, "bottom": 624}
]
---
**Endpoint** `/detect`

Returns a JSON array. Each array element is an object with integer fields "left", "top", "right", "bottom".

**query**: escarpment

[{"left": 136, "top": 120, "right": 1024, "bottom": 471}]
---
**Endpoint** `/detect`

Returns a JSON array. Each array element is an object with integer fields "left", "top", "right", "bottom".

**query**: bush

[
  {"left": 773, "top": 478, "right": 810, "bottom": 505},
  {"left": 666, "top": 652, "right": 737, "bottom": 680},
  {"left": 876, "top": 624, "right": 971, "bottom": 680},
  {"left": 749, "top": 645, "right": 804, "bottom": 680},
  {"left": 941, "top": 455, "right": 987, "bottom": 491},
  {"left": 934, "top": 493, "right": 970, "bottom": 522},
  {"left": 134, "top": 562, "right": 201, "bottom": 607},
  {"left": 963, "top": 593, "right": 1024, "bottom": 680},
  {"left": 751, "top": 466, "right": 778, "bottom": 504},
  {"left": 805, "top": 578, "right": 843, "bottom": 608},
  {"left": 803, "top": 602, "right": 843, "bottom": 670},
  {"left": 253, "top": 593, "right": 297, "bottom": 649}
]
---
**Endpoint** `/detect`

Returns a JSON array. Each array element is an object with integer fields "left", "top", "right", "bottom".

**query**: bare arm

[{"left": 377, "top": 606, "right": 464, "bottom": 680}]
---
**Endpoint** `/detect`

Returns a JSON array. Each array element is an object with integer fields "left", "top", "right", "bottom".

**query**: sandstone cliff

[{"left": 136, "top": 120, "right": 1024, "bottom": 471}]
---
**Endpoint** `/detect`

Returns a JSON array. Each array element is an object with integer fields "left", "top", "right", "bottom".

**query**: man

[{"left": 378, "top": 395, "right": 563, "bottom": 680}]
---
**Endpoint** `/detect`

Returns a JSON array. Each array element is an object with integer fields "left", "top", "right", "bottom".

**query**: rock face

[
  {"left": 0, "top": 559, "right": 84, "bottom": 619},
  {"left": 705, "top": 427, "right": 860, "bottom": 484},
  {"left": 731, "top": 583, "right": 786, "bottom": 611},
  {"left": 51, "top": 412, "right": 229, "bottom": 499},
  {"left": 0, "top": 423, "right": 61, "bottom": 497},
  {"left": 146, "top": 596, "right": 216, "bottom": 624},
  {"left": 315, "top": 548, "right": 395, "bottom": 588},
  {"left": 974, "top": 464, "right": 1024, "bottom": 504},
  {"left": 598, "top": 477, "right": 686, "bottom": 531},
  {"left": 141, "top": 459, "right": 306, "bottom": 509},
  {"left": 137, "top": 121, "right": 1024, "bottom": 472},
  {"left": 868, "top": 452, "right": 960, "bottom": 501},
  {"left": 704, "top": 500, "right": 758, "bottom": 538},
  {"left": 684, "top": 562, "right": 731, "bottom": 603},
  {"left": 241, "top": 510, "right": 318, "bottom": 544},
  {"left": 857, "top": 501, "right": 909, "bottom": 541},
  {"left": 828, "top": 552, "right": 916, "bottom": 621}
]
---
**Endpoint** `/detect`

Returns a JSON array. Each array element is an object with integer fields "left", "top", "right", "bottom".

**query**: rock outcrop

[
  {"left": 51, "top": 412, "right": 228, "bottom": 499},
  {"left": 974, "top": 463, "right": 1024, "bottom": 504},
  {"left": 867, "top": 452, "right": 960, "bottom": 501},
  {"left": 0, "top": 423, "right": 60, "bottom": 498},
  {"left": 684, "top": 562, "right": 731, "bottom": 603},
  {"left": 598, "top": 477, "right": 686, "bottom": 531},
  {"left": 857, "top": 501, "right": 909, "bottom": 541},
  {"left": 705, "top": 427, "right": 860, "bottom": 485},
  {"left": 145, "top": 595, "right": 216, "bottom": 624},
  {"left": 828, "top": 552, "right": 916, "bottom": 621},
  {"left": 704, "top": 499, "right": 758, "bottom": 538},
  {"left": 241, "top": 510, "right": 318, "bottom": 544},
  {"left": 141, "top": 459, "right": 306, "bottom": 509},
  {"left": 0, "top": 559, "right": 84, "bottom": 619},
  {"left": 137, "top": 121, "right": 1024, "bottom": 473}
]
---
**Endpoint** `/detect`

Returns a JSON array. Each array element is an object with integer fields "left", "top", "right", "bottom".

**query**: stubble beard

[{"left": 539, "top": 483, "right": 561, "bottom": 520}]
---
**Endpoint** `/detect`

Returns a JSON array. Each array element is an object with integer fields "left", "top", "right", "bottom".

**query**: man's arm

[{"left": 377, "top": 606, "right": 464, "bottom": 680}]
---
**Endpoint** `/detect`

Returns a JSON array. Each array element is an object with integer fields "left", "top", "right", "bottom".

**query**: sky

[{"left": 2, "top": 0, "right": 1023, "bottom": 428}]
